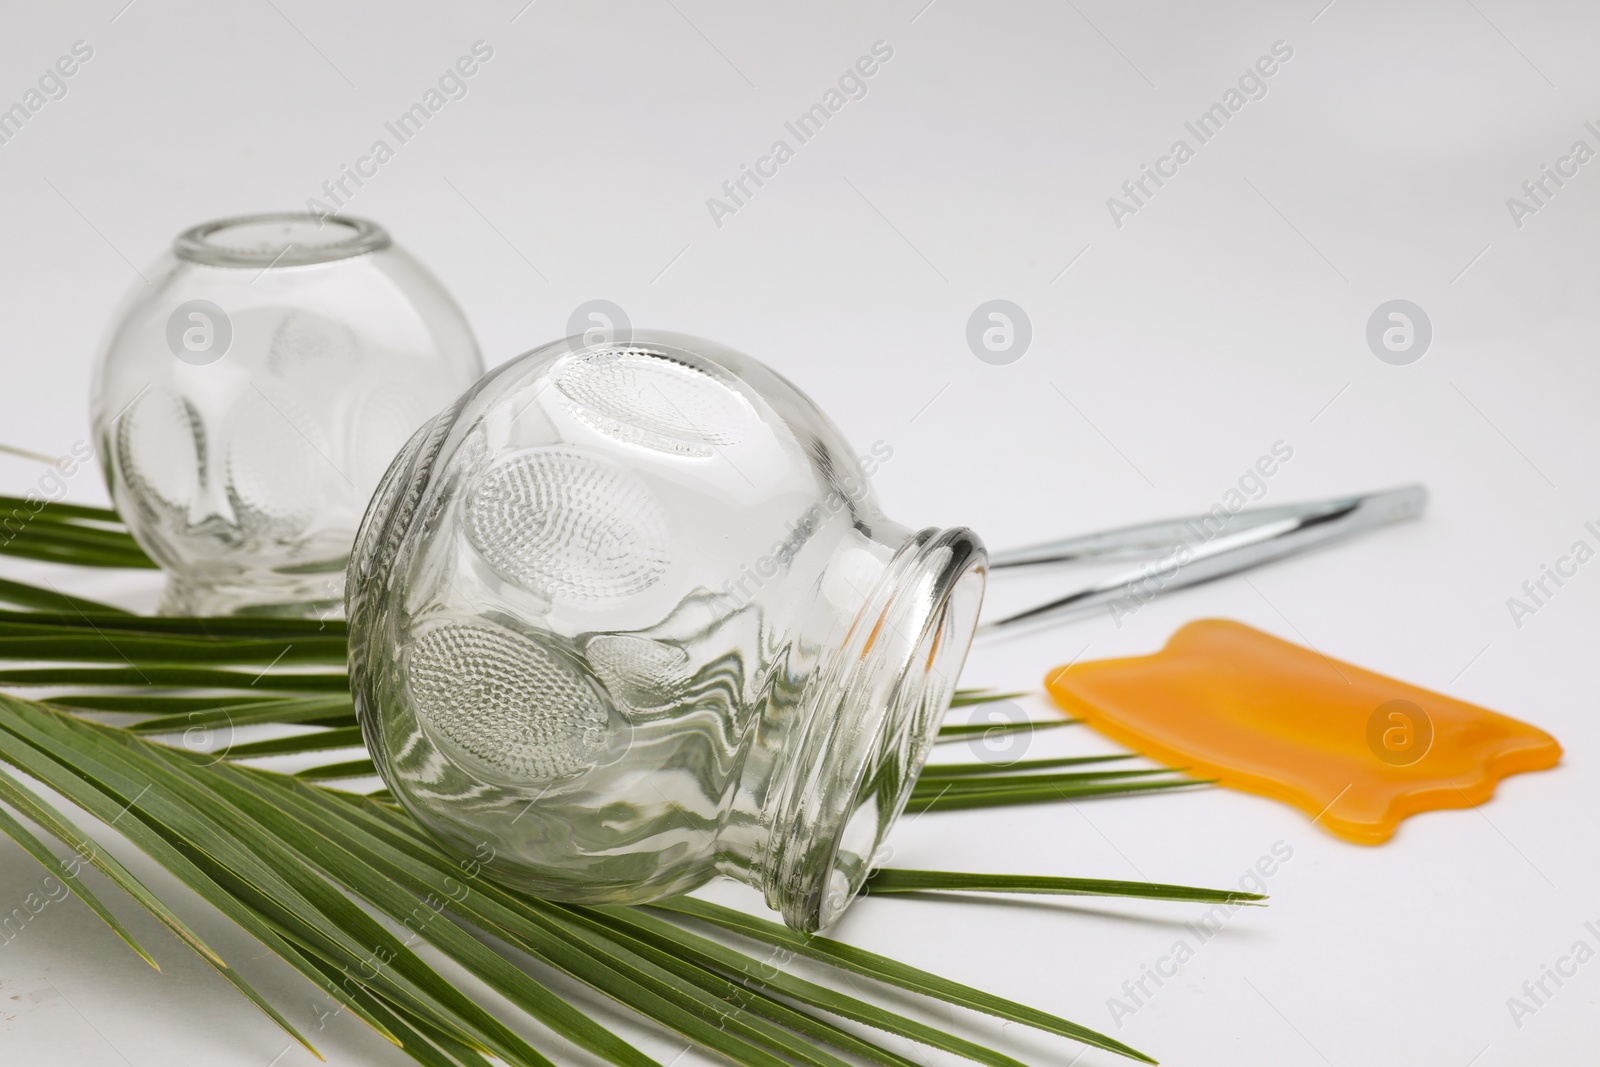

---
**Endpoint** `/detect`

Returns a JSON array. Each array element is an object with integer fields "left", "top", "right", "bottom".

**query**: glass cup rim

[{"left": 173, "top": 212, "right": 391, "bottom": 269}]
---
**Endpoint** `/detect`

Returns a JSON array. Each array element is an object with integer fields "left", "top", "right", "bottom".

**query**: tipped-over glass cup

[
  {"left": 90, "top": 213, "right": 484, "bottom": 616},
  {"left": 347, "top": 331, "right": 986, "bottom": 931}
]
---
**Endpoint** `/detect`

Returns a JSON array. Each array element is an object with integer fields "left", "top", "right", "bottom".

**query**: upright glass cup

[
  {"left": 90, "top": 213, "right": 484, "bottom": 616},
  {"left": 348, "top": 331, "right": 987, "bottom": 931}
]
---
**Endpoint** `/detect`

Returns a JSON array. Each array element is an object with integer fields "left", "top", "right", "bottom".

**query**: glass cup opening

[{"left": 175, "top": 213, "right": 391, "bottom": 269}]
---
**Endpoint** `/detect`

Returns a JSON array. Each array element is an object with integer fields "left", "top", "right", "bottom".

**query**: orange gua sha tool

[{"left": 1044, "top": 619, "right": 1561, "bottom": 844}]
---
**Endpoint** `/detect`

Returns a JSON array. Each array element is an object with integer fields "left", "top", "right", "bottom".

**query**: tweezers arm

[{"left": 981, "top": 484, "right": 1427, "bottom": 633}]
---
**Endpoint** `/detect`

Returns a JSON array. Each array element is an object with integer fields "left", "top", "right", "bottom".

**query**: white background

[{"left": 1, "top": 0, "right": 1598, "bottom": 1064}]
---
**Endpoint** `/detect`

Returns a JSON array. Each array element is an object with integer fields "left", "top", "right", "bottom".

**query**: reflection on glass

[
  {"left": 91, "top": 213, "right": 483, "bottom": 615},
  {"left": 348, "top": 331, "right": 986, "bottom": 931}
]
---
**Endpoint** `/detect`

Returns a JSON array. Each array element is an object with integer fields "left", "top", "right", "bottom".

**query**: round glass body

[
  {"left": 90, "top": 213, "right": 484, "bottom": 616},
  {"left": 347, "top": 332, "right": 986, "bottom": 931}
]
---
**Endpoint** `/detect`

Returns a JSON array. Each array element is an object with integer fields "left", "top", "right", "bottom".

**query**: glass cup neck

[
  {"left": 174, "top": 213, "right": 390, "bottom": 269},
  {"left": 721, "top": 525, "right": 986, "bottom": 932}
]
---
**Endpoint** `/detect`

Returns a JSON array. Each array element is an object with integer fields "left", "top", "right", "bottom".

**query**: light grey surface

[{"left": 1, "top": 0, "right": 1597, "bottom": 1063}]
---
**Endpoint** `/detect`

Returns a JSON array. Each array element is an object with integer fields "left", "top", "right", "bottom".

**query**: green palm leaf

[
  {"left": 0, "top": 496, "right": 1246, "bottom": 1066},
  {"left": 862, "top": 868, "right": 1263, "bottom": 905}
]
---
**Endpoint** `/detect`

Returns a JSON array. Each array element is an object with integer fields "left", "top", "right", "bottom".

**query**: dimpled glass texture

[
  {"left": 90, "top": 214, "right": 484, "bottom": 616},
  {"left": 347, "top": 331, "right": 987, "bottom": 932}
]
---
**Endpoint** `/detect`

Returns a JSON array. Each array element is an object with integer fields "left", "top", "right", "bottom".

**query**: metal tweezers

[{"left": 978, "top": 484, "right": 1427, "bottom": 634}]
